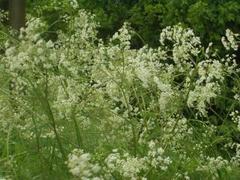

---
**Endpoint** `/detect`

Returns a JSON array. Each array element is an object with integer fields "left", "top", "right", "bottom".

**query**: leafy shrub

[
  {"left": 10, "top": 0, "right": 238, "bottom": 50},
  {"left": 129, "top": 0, "right": 240, "bottom": 47}
]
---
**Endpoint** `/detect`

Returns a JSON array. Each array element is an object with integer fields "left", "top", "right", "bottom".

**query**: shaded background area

[{"left": 1, "top": 0, "right": 240, "bottom": 48}]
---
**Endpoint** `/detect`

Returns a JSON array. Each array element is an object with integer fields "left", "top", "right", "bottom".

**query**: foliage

[
  {"left": 2, "top": 0, "right": 240, "bottom": 47},
  {"left": 129, "top": 0, "right": 240, "bottom": 47},
  {"left": 0, "top": 9, "right": 240, "bottom": 179}
]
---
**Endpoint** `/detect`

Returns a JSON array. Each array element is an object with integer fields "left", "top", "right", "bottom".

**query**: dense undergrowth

[{"left": 0, "top": 8, "right": 240, "bottom": 180}]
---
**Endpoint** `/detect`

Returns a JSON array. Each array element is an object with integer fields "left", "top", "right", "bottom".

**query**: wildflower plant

[{"left": 0, "top": 9, "right": 240, "bottom": 179}]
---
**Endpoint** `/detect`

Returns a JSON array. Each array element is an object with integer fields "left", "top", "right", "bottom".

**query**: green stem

[
  {"left": 72, "top": 106, "right": 83, "bottom": 148},
  {"left": 30, "top": 80, "right": 66, "bottom": 160},
  {"left": 45, "top": 98, "right": 66, "bottom": 160}
]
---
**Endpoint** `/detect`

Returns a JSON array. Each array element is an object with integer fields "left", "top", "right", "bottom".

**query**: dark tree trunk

[
  {"left": 0, "top": 0, "right": 8, "bottom": 10},
  {"left": 9, "top": 0, "right": 25, "bottom": 30}
]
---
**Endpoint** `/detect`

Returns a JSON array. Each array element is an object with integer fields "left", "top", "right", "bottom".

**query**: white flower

[
  {"left": 105, "top": 150, "right": 147, "bottom": 179},
  {"left": 67, "top": 149, "right": 101, "bottom": 178},
  {"left": 70, "top": 0, "right": 79, "bottom": 9},
  {"left": 147, "top": 141, "right": 172, "bottom": 170},
  {"left": 222, "top": 29, "right": 239, "bottom": 51}
]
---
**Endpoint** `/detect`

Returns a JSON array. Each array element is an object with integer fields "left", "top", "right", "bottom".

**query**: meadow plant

[{"left": 0, "top": 9, "right": 240, "bottom": 179}]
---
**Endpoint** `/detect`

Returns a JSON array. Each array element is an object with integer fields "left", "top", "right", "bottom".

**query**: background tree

[
  {"left": 9, "top": 0, "right": 25, "bottom": 30},
  {"left": 2, "top": 0, "right": 240, "bottom": 47}
]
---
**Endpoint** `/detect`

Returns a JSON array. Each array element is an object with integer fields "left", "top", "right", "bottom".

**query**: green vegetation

[
  {"left": 22, "top": 0, "right": 240, "bottom": 47},
  {"left": 0, "top": 1, "right": 240, "bottom": 179}
]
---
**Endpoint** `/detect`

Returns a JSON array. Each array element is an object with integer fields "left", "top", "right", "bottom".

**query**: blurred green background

[{"left": 1, "top": 0, "right": 240, "bottom": 48}]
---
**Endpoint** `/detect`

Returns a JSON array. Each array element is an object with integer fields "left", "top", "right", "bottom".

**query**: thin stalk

[
  {"left": 29, "top": 79, "right": 66, "bottom": 160},
  {"left": 120, "top": 87, "right": 137, "bottom": 156},
  {"left": 71, "top": 106, "right": 83, "bottom": 148},
  {"left": 100, "top": 67, "right": 138, "bottom": 155},
  {"left": 6, "top": 127, "right": 11, "bottom": 160},
  {"left": 45, "top": 98, "right": 66, "bottom": 160}
]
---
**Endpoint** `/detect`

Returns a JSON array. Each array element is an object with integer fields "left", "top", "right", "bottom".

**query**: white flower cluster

[
  {"left": 67, "top": 149, "right": 101, "bottom": 179},
  {"left": 230, "top": 110, "right": 240, "bottom": 131},
  {"left": 103, "top": 142, "right": 172, "bottom": 179},
  {"left": 111, "top": 22, "right": 133, "bottom": 50},
  {"left": 162, "top": 115, "right": 193, "bottom": 146},
  {"left": 221, "top": 29, "right": 239, "bottom": 51},
  {"left": 230, "top": 143, "right": 240, "bottom": 166},
  {"left": 70, "top": 0, "right": 79, "bottom": 9},
  {"left": 174, "top": 172, "right": 190, "bottom": 180},
  {"left": 197, "top": 156, "right": 231, "bottom": 179},
  {"left": 187, "top": 82, "right": 219, "bottom": 116},
  {"left": 1, "top": 9, "right": 240, "bottom": 179},
  {"left": 0, "top": 10, "right": 8, "bottom": 23},
  {"left": 147, "top": 141, "right": 172, "bottom": 171},
  {"left": 104, "top": 150, "right": 147, "bottom": 179},
  {"left": 187, "top": 57, "right": 228, "bottom": 116},
  {"left": 160, "top": 25, "right": 201, "bottom": 66},
  {"left": 234, "top": 94, "right": 240, "bottom": 102}
]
